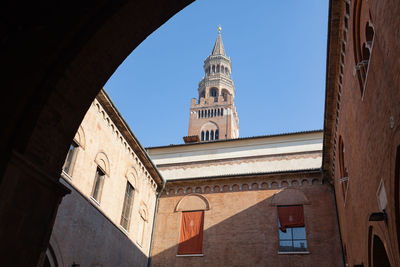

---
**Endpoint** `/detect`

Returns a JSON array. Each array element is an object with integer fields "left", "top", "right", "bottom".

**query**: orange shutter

[
  {"left": 278, "top": 206, "right": 305, "bottom": 232},
  {"left": 178, "top": 211, "right": 204, "bottom": 254}
]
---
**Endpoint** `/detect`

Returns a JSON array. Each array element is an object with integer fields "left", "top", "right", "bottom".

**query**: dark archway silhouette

[{"left": 0, "top": 1, "right": 192, "bottom": 265}]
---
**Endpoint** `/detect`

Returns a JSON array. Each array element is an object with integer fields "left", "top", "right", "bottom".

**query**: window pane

[
  {"left": 292, "top": 227, "right": 306, "bottom": 240},
  {"left": 278, "top": 227, "right": 292, "bottom": 240},
  {"left": 92, "top": 168, "right": 104, "bottom": 202},
  {"left": 293, "top": 240, "right": 308, "bottom": 251},
  {"left": 120, "top": 182, "right": 135, "bottom": 230},
  {"left": 279, "top": 241, "right": 293, "bottom": 252},
  {"left": 64, "top": 142, "right": 78, "bottom": 175}
]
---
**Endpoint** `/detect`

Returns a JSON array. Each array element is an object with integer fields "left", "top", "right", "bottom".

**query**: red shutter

[
  {"left": 178, "top": 211, "right": 204, "bottom": 254},
  {"left": 278, "top": 206, "right": 305, "bottom": 232}
]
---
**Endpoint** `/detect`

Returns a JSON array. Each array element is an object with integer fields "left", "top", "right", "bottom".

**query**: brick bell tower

[{"left": 183, "top": 26, "right": 239, "bottom": 143}]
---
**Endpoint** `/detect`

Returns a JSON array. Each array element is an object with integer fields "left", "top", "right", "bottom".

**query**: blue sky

[{"left": 104, "top": 0, "right": 329, "bottom": 147}]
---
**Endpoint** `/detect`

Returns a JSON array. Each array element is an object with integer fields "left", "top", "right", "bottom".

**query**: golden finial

[{"left": 218, "top": 25, "right": 222, "bottom": 33}]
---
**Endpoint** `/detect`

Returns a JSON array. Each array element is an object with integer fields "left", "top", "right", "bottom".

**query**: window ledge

[
  {"left": 90, "top": 196, "right": 101, "bottom": 206},
  {"left": 278, "top": 251, "right": 310, "bottom": 255},
  {"left": 119, "top": 225, "right": 129, "bottom": 235},
  {"left": 176, "top": 254, "right": 204, "bottom": 257},
  {"left": 136, "top": 241, "right": 143, "bottom": 248},
  {"left": 61, "top": 170, "right": 72, "bottom": 180}
]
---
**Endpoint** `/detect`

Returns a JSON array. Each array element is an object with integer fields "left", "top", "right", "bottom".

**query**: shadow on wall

[
  {"left": 151, "top": 185, "right": 341, "bottom": 267},
  {"left": 50, "top": 179, "right": 147, "bottom": 267}
]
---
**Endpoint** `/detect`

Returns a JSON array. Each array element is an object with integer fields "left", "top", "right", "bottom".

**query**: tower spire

[
  {"left": 184, "top": 27, "right": 239, "bottom": 143},
  {"left": 211, "top": 25, "right": 226, "bottom": 56}
]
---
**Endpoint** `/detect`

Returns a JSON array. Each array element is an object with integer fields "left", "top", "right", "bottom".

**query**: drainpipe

[
  {"left": 147, "top": 176, "right": 166, "bottom": 267},
  {"left": 323, "top": 170, "right": 346, "bottom": 267}
]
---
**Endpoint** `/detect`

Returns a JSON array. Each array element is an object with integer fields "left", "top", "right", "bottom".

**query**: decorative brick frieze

[{"left": 163, "top": 172, "right": 322, "bottom": 196}]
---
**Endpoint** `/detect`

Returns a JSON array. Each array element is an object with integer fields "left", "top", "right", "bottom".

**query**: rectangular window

[
  {"left": 278, "top": 205, "right": 307, "bottom": 252},
  {"left": 91, "top": 167, "right": 105, "bottom": 203},
  {"left": 63, "top": 141, "right": 78, "bottom": 176},
  {"left": 177, "top": 211, "right": 204, "bottom": 255},
  {"left": 120, "top": 182, "right": 135, "bottom": 231}
]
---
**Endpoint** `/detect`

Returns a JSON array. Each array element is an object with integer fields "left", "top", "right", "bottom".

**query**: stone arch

[
  {"left": 271, "top": 188, "right": 311, "bottom": 206},
  {"left": 352, "top": 0, "right": 373, "bottom": 95},
  {"left": 222, "top": 185, "right": 230, "bottom": 192},
  {"left": 209, "top": 87, "right": 218, "bottom": 98},
  {"left": 139, "top": 203, "right": 149, "bottom": 221},
  {"left": 201, "top": 121, "right": 219, "bottom": 134},
  {"left": 94, "top": 151, "right": 110, "bottom": 176},
  {"left": 232, "top": 184, "right": 240, "bottom": 191},
  {"left": 125, "top": 166, "right": 138, "bottom": 189},
  {"left": 281, "top": 181, "right": 289, "bottom": 187},
  {"left": 221, "top": 88, "right": 230, "bottom": 101},
  {"left": 175, "top": 193, "right": 210, "bottom": 212},
  {"left": 312, "top": 178, "right": 320, "bottom": 185},
  {"left": 200, "top": 90, "right": 205, "bottom": 99},
  {"left": 291, "top": 180, "right": 299, "bottom": 186},
  {"left": 270, "top": 181, "right": 279, "bottom": 189},
  {"left": 177, "top": 188, "right": 184, "bottom": 195},
  {"left": 73, "top": 125, "right": 86, "bottom": 150},
  {"left": 168, "top": 188, "right": 175, "bottom": 195},
  {"left": 301, "top": 179, "right": 309, "bottom": 186}
]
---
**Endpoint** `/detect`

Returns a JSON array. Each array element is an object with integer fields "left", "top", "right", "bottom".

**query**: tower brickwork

[{"left": 185, "top": 28, "right": 239, "bottom": 143}]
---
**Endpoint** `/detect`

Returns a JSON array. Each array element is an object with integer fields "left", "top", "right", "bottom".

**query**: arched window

[
  {"left": 200, "top": 90, "right": 205, "bottom": 99},
  {"left": 221, "top": 89, "right": 230, "bottom": 101},
  {"left": 201, "top": 110, "right": 204, "bottom": 118},
  {"left": 353, "top": 1, "right": 375, "bottom": 96},
  {"left": 63, "top": 141, "right": 79, "bottom": 177},
  {"left": 216, "top": 65, "right": 220, "bottom": 72},
  {"left": 201, "top": 131, "right": 204, "bottom": 141},
  {"left": 210, "top": 130, "right": 214, "bottom": 140},
  {"left": 120, "top": 181, "right": 135, "bottom": 231},
  {"left": 197, "top": 111, "right": 200, "bottom": 118},
  {"left": 210, "top": 88, "right": 218, "bottom": 100},
  {"left": 215, "top": 130, "right": 219, "bottom": 140},
  {"left": 176, "top": 194, "right": 210, "bottom": 255},
  {"left": 206, "top": 131, "right": 209, "bottom": 141},
  {"left": 217, "top": 109, "right": 220, "bottom": 116},
  {"left": 92, "top": 167, "right": 105, "bottom": 203},
  {"left": 221, "top": 66, "right": 224, "bottom": 73},
  {"left": 212, "top": 65, "right": 215, "bottom": 73},
  {"left": 208, "top": 110, "right": 210, "bottom": 117},
  {"left": 221, "top": 109, "right": 224, "bottom": 116}
]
